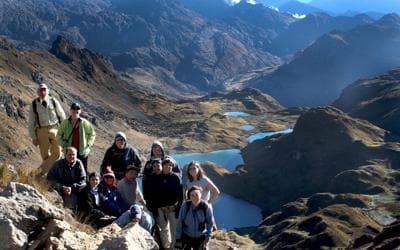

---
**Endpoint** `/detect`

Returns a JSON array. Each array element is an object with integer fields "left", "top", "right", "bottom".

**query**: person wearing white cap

[{"left": 29, "top": 83, "right": 65, "bottom": 173}]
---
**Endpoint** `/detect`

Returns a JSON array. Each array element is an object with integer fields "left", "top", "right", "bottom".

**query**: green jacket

[{"left": 56, "top": 117, "right": 96, "bottom": 157}]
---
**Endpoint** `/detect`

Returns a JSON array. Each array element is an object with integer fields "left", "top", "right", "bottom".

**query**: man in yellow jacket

[
  {"left": 29, "top": 83, "right": 65, "bottom": 173},
  {"left": 56, "top": 102, "right": 96, "bottom": 174}
]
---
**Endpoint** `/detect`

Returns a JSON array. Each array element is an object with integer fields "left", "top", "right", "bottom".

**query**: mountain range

[
  {"left": 3, "top": 0, "right": 392, "bottom": 105},
  {"left": 251, "top": 13, "right": 400, "bottom": 107}
]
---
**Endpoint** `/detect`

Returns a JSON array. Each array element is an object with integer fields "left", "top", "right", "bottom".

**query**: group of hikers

[{"left": 28, "top": 83, "right": 221, "bottom": 250}]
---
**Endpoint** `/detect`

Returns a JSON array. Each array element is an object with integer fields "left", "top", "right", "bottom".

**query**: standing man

[
  {"left": 56, "top": 102, "right": 96, "bottom": 174},
  {"left": 29, "top": 83, "right": 65, "bottom": 173},
  {"left": 47, "top": 147, "right": 86, "bottom": 210}
]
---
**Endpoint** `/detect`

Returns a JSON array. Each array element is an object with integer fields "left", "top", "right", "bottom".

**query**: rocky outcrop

[
  {"left": 0, "top": 182, "right": 64, "bottom": 249},
  {"left": 333, "top": 68, "right": 400, "bottom": 136},
  {"left": 252, "top": 194, "right": 383, "bottom": 248},
  {"left": 98, "top": 223, "right": 158, "bottom": 250},
  {"left": 0, "top": 182, "right": 159, "bottom": 249}
]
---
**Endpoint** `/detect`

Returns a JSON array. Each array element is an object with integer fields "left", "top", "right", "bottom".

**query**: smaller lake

[
  {"left": 172, "top": 149, "right": 244, "bottom": 171},
  {"left": 213, "top": 193, "right": 261, "bottom": 229},
  {"left": 223, "top": 111, "right": 250, "bottom": 117},
  {"left": 240, "top": 124, "right": 255, "bottom": 131},
  {"left": 247, "top": 128, "right": 293, "bottom": 143}
]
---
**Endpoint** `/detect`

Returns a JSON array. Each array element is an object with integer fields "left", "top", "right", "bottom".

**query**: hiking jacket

[
  {"left": 100, "top": 144, "right": 142, "bottom": 180},
  {"left": 47, "top": 158, "right": 86, "bottom": 194},
  {"left": 98, "top": 182, "right": 129, "bottom": 217},
  {"left": 77, "top": 185, "right": 107, "bottom": 218},
  {"left": 56, "top": 117, "right": 96, "bottom": 157},
  {"left": 176, "top": 201, "right": 213, "bottom": 242},
  {"left": 29, "top": 96, "right": 65, "bottom": 140},
  {"left": 156, "top": 173, "right": 183, "bottom": 218}
]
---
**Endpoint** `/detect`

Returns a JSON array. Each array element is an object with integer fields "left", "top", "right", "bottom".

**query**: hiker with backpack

[
  {"left": 56, "top": 102, "right": 95, "bottom": 174},
  {"left": 29, "top": 83, "right": 65, "bottom": 173},
  {"left": 176, "top": 186, "right": 213, "bottom": 250},
  {"left": 186, "top": 161, "right": 220, "bottom": 231},
  {"left": 100, "top": 132, "right": 142, "bottom": 180}
]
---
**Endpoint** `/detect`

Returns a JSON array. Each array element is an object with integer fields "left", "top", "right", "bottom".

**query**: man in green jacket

[{"left": 56, "top": 103, "right": 95, "bottom": 174}]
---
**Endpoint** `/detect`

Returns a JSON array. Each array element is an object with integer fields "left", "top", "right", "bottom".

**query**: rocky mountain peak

[
  {"left": 375, "top": 13, "right": 400, "bottom": 27},
  {"left": 50, "top": 35, "right": 82, "bottom": 64},
  {"left": 293, "top": 106, "right": 386, "bottom": 145}
]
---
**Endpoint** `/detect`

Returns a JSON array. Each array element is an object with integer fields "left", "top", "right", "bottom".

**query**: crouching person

[
  {"left": 47, "top": 147, "right": 86, "bottom": 210},
  {"left": 176, "top": 186, "right": 213, "bottom": 250},
  {"left": 77, "top": 172, "right": 116, "bottom": 229},
  {"left": 113, "top": 204, "right": 153, "bottom": 232}
]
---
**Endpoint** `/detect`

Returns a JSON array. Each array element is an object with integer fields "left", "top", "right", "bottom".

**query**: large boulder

[
  {"left": 0, "top": 182, "right": 64, "bottom": 234},
  {"left": 98, "top": 223, "right": 158, "bottom": 250}
]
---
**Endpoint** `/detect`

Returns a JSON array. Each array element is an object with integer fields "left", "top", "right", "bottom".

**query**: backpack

[
  {"left": 32, "top": 97, "right": 62, "bottom": 127},
  {"left": 182, "top": 200, "right": 207, "bottom": 230}
]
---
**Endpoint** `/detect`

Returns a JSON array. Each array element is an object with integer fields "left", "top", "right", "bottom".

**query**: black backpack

[{"left": 182, "top": 200, "right": 207, "bottom": 231}]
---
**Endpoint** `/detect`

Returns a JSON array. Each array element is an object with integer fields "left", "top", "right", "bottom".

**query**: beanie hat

[
  {"left": 103, "top": 166, "right": 115, "bottom": 179},
  {"left": 115, "top": 131, "right": 127, "bottom": 142},
  {"left": 129, "top": 204, "right": 142, "bottom": 220}
]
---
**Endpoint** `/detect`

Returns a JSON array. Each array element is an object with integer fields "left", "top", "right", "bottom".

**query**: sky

[{"left": 230, "top": 0, "right": 312, "bottom": 4}]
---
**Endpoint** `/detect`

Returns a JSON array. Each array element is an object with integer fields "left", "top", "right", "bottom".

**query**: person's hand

[
  {"left": 32, "top": 139, "right": 39, "bottom": 146},
  {"left": 63, "top": 186, "right": 72, "bottom": 196}
]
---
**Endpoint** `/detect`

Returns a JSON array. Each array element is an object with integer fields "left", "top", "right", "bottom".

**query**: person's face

[
  {"left": 125, "top": 169, "right": 137, "bottom": 181},
  {"left": 190, "top": 190, "right": 202, "bottom": 206},
  {"left": 162, "top": 163, "right": 173, "bottom": 174},
  {"left": 65, "top": 149, "right": 77, "bottom": 163},
  {"left": 37, "top": 88, "right": 48, "bottom": 99},
  {"left": 152, "top": 145, "right": 162, "bottom": 157},
  {"left": 70, "top": 107, "right": 81, "bottom": 118},
  {"left": 115, "top": 138, "right": 125, "bottom": 149},
  {"left": 152, "top": 163, "right": 162, "bottom": 175},
  {"left": 89, "top": 176, "right": 99, "bottom": 188},
  {"left": 188, "top": 164, "right": 200, "bottom": 179},
  {"left": 104, "top": 176, "right": 114, "bottom": 185}
]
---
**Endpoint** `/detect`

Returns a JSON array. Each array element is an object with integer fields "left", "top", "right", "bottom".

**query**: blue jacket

[
  {"left": 176, "top": 201, "right": 213, "bottom": 241},
  {"left": 98, "top": 181, "right": 129, "bottom": 217}
]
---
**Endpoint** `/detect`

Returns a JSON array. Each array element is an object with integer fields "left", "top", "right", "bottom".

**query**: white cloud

[
  {"left": 292, "top": 13, "right": 307, "bottom": 19},
  {"left": 226, "top": 0, "right": 257, "bottom": 5}
]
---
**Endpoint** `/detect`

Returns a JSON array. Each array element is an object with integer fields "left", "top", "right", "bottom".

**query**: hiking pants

[
  {"left": 182, "top": 234, "right": 206, "bottom": 250},
  {"left": 156, "top": 205, "right": 177, "bottom": 249},
  {"left": 36, "top": 126, "right": 61, "bottom": 173}
]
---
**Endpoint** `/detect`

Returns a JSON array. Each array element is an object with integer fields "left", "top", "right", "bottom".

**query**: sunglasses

[{"left": 71, "top": 107, "right": 80, "bottom": 110}]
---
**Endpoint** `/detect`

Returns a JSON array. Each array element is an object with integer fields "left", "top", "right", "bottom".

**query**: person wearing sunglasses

[{"left": 56, "top": 102, "right": 96, "bottom": 174}]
